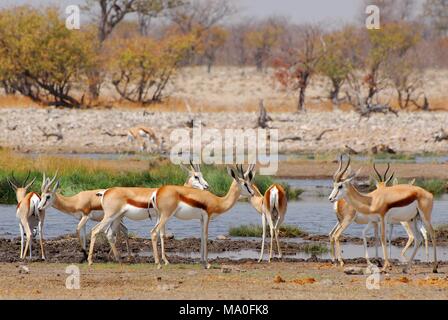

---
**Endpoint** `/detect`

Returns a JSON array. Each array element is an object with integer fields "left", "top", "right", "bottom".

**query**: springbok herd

[{"left": 6, "top": 155, "right": 439, "bottom": 274}]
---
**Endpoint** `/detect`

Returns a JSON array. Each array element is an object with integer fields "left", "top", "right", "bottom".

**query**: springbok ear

[
  {"left": 227, "top": 167, "right": 238, "bottom": 180},
  {"left": 385, "top": 172, "right": 395, "bottom": 186},
  {"left": 409, "top": 178, "right": 415, "bottom": 186}
]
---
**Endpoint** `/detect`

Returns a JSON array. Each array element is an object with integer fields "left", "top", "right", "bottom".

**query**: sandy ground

[
  {"left": 1, "top": 236, "right": 447, "bottom": 299},
  {"left": 1, "top": 262, "right": 447, "bottom": 300},
  {"left": 1, "top": 108, "right": 448, "bottom": 154}
]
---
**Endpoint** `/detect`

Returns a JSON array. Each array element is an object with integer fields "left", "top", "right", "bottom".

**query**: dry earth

[
  {"left": 1, "top": 108, "right": 448, "bottom": 154},
  {"left": 1, "top": 262, "right": 447, "bottom": 299}
]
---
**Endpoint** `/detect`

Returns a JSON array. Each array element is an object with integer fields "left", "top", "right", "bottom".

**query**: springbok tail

[
  {"left": 96, "top": 190, "right": 107, "bottom": 207},
  {"left": 270, "top": 187, "right": 280, "bottom": 229}
]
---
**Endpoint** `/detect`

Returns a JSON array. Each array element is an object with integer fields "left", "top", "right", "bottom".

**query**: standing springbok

[
  {"left": 36, "top": 172, "right": 130, "bottom": 260},
  {"left": 244, "top": 165, "right": 288, "bottom": 262},
  {"left": 8, "top": 172, "right": 45, "bottom": 260},
  {"left": 87, "top": 162, "right": 210, "bottom": 265},
  {"left": 127, "top": 125, "right": 160, "bottom": 152},
  {"left": 329, "top": 163, "right": 428, "bottom": 266},
  {"left": 328, "top": 155, "right": 437, "bottom": 273},
  {"left": 149, "top": 164, "right": 255, "bottom": 269}
]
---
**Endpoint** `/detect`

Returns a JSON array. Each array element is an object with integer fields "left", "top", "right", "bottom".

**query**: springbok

[
  {"left": 149, "top": 165, "right": 255, "bottom": 269},
  {"left": 36, "top": 172, "right": 130, "bottom": 260},
  {"left": 8, "top": 172, "right": 45, "bottom": 260},
  {"left": 127, "top": 125, "right": 160, "bottom": 152},
  {"left": 328, "top": 155, "right": 437, "bottom": 273},
  {"left": 87, "top": 161, "right": 209, "bottom": 265},
  {"left": 329, "top": 163, "right": 428, "bottom": 266},
  {"left": 244, "top": 165, "right": 288, "bottom": 262}
]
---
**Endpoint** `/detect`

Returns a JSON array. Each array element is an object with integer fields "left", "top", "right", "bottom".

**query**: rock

[
  {"left": 273, "top": 275, "right": 286, "bottom": 283},
  {"left": 18, "top": 265, "right": 29, "bottom": 274},
  {"left": 217, "top": 235, "right": 229, "bottom": 240},
  {"left": 221, "top": 267, "right": 232, "bottom": 273},
  {"left": 320, "top": 279, "right": 334, "bottom": 286},
  {"left": 164, "top": 233, "right": 175, "bottom": 240},
  {"left": 344, "top": 267, "right": 365, "bottom": 275}
]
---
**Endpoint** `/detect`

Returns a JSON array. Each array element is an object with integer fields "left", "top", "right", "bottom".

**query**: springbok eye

[
  {"left": 338, "top": 185, "right": 342, "bottom": 189},
  {"left": 46, "top": 195, "right": 51, "bottom": 199},
  {"left": 195, "top": 176, "right": 199, "bottom": 180}
]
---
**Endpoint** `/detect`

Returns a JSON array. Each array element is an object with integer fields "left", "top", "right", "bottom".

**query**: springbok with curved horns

[
  {"left": 329, "top": 155, "right": 437, "bottom": 273},
  {"left": 36, "top": 173, "right": 131, "bottom": 260},
  {"left": 8, "top": 172, "right": 45, "bottom": 260},
  {"left": 87, "top": 161, "right": 209, "bottom": 265},
  {"left": 329, "top": 163, "right": 428, "bottom": 266},
  {"left": 244, "top": 164, "right": 288, "bottom": 262},
  {"left": 149, "top": 165, "right": 255, "bottom": 269}
]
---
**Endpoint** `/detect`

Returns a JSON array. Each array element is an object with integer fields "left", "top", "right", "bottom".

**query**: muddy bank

[{"left": 1, "top": 235, "right": 446, "bottom": 265}]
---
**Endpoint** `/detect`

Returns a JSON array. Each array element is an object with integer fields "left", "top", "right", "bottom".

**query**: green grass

[
  {"left": 414, "top": 179, "right": 447, "bottom": 197},
  {"left": 228, "top": 224, "right": 306, "bottom": 238},
  {"left": 302, "top": 243, "right": 329, "bottom": 255},
  {"left": 0, "top": 149, "right": 299, "bottom": 204}
]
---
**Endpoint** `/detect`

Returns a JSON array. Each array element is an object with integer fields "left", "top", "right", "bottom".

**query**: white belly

[
  {"left": 123, "top": 205, "right": 154, "bottom": 221},
  {"left": 354, "top": 202, "right": 419, "bottom": 225},
  {"left": 174, "top": 202, "right": 205, "bottom": 220},
  {"left": 385, "top": 201, "right": 418, "bottom": 224}
]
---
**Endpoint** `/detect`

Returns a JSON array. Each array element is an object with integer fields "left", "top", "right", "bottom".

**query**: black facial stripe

[{"left": 244, "top": 183, "right": 251, "bottom": 194}]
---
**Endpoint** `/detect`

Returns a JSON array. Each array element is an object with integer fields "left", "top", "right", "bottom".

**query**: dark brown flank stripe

[
  {"left": 91, "top": 204, "right": 103, "bottom": 211},
  {"left": 386, "top": 193, "right": 417, "bottom": 211},
  {"left": 127, "top": 199, "right": 150, "bottom": 209},
  {"left": 179, "top": 194, "right": 208, "bottom": 211}
]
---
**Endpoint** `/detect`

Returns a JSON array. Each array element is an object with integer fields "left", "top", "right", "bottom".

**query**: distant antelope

[
  {"left": 244, "top": 164, "right": 288, "bottom": 262},
  {"left": 87, "top": 162, "right": 209, "bottom": 265},
  {"left": 36, "top": 172, "right": 130, "bottom": 260},
  {"left": 7, "top": 172, "right": 45, "bottom": 260},
  {"left": 127, "top": 125, "right": 160, "bottom": 152}
]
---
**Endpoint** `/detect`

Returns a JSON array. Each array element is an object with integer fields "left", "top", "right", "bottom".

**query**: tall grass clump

[
  {"left": 0, "top": 149, "right": 299, "bottom": 204},
  {"left": 229, "top": 224, "right": 305, "bottom": 238}
]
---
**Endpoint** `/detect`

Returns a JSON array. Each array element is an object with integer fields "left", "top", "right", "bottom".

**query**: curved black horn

[
  {"left": 373, "top": 163, "right": 382, "bottom": 182},
  {"left": 22, "top": 170, "right": 31, "bottom": 187},
  {"left": 333, "top": 154, "right": 343, "bottom": 179},
  {"left": 11, "top": 171, "right": 20, "bottom": 186},
  {"left": 340, "top": 154, "right": 351, "bottom": 177},
  {"left": 383, "top": 163, "right": 390, "bottom": 182}
]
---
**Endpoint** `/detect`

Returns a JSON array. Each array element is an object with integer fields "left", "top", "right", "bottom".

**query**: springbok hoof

[
  {"left": 203, "top": 263, "right": 211, "bottom": 270},
  {"left": 156, "top": 263, "right": 162, "bottom": 270}
]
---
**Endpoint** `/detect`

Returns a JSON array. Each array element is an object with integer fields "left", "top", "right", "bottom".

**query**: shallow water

[
  {"left": 1, "top": 198, "right": 447, "bottom": 240},
  {"left": 24, "top": 152, "right": 448, "bottom": 164}
]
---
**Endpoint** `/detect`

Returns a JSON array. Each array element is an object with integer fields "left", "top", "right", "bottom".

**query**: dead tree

[
  {"left": 257, "top": 99, "right": 272, "bottom": 129},
  {"left": 38, "top": 124, "right": 63, "bottom": 141},
  {"left": 434, "top": 128, "right": 448, "bottom": 142}
]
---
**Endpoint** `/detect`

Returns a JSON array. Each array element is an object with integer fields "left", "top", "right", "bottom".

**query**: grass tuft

[
  {"left": 228, "top": 224, "right": 305, "bottom": 238},
  {"left": 302, "top": 243, "right": 329, "bottom": 255}
]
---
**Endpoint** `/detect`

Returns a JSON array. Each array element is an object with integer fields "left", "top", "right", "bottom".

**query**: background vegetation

[
  {"left": 0, "top": 0, "right": 446, "bottom": 112},
  {"left": 0, "top": 148, "right": 301, "bottom": 205}
]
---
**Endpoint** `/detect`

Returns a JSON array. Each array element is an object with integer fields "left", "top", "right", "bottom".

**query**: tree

[
  {"left": 246, "top": 19, "right": 284, "bottom": 72},
  {"left": 200, "top": 26, "right": 229, "bottom": 73},
  {"left": 108, "top": 33, "right": 195, "bottom": 104},
  {"left": 0, "top": 7, "right": 95, "bottom": 107},
  {"left": 273, "top": 24, "right": 323, "bottom": 112},
  {"left": 135, "top": 0, "right": 183, "bottom": 36},
  {"left": 168, "top": 0, "right": 235, "bottom": 34},
  {"left": 316, "top": 27, "right": 359, "bottom": 109},
  {"left": 423, "top": 0, "right": 448, "bottom": 37}
]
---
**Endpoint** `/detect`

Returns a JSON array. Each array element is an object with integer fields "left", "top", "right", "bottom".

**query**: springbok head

[
  {"left": 372, "top": 163, "right": 395, "bottom": 189},
  {"left": 37, "top": 172, "right": 60, "bottom": 211},
  {"left": 7, "top": 171, "right": 36, "bottom": 200},
  {"left": 328, "top": 154, "right": 359, "bottom": 203},
  {"left": 181, "top": 160, "right": 209, "bottom": 190},
  {"left": 227, "top": 164, "right": 256, "bottom": 197}
]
